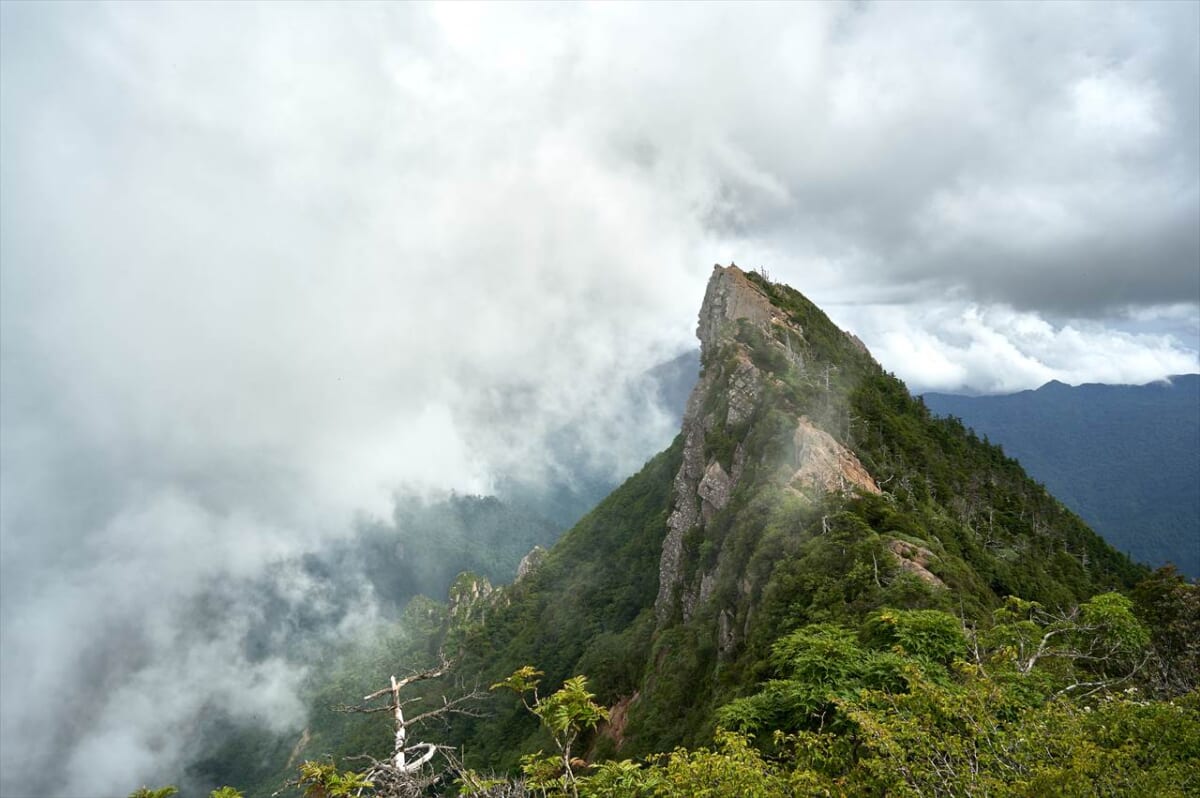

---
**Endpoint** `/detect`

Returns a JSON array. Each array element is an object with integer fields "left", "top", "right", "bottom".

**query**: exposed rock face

[
  {"left": 286, "top": 727, "right": 312, "bottom": 770},
  {"left": 888, "top": 539, "right": 946, "bottom": 588},
  {"left": 448, "top": 573, "right": 494, "bottom": 623},
  {"left": 698, "top": 460, "right": 733, "bottom": 522},
  {"left": 789, "top": 418, "right": 880, "bottom": 497},
  {"left": 593, "top": 692, "right": 639, "bottom": 752},
  {"left": 655, "top": 382, "right": 710, "bottom": 621},
  {"left": 655, "top": 266, "right": 766, "bottom": 622},
  {"left": 516, "top": 545, "right": 546, "bottom": 582},
  {"left": 654, "top": 264, "right": 879, "bottom": 627},
  {"left": 725, "top": 355, "right": 762, "bottom": 427},
  {"left": 696, "top": 264, "right": 780, "bottom": 351}
]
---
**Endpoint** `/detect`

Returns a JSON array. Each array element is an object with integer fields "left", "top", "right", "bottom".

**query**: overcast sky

[{"left": 2, "top": 2, "right": 1198, "bottom": 795}]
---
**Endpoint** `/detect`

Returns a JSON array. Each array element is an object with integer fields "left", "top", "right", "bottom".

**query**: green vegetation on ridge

[{"left": 923, "top": 375, "right": 1200, "bottom": 577}]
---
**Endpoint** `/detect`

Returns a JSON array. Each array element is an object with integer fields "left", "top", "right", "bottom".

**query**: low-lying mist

[{"left": 0, "top": 354, "right": 695, "bottom": 796}]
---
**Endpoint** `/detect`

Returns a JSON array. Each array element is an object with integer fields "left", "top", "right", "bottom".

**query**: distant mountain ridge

[{"left": 923, "top": 375, "right": 1200, "bottom": 577}]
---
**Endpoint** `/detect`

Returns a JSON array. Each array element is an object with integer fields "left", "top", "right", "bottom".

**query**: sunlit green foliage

[
  {"left": 578, "top": 759, "right": 648, "bottom": 797},
  {"left": 127, "top": 788, "right": 178, "bottom": 798},
  {"left": 646, "top": 730, "right": 791, "bottom": 797},
  {"left": 707, "top": 601, "right": 1195, "bottom": 796},
  {"left": 208, "top": 788, "right": 245, "bottom": 798},
  {"left": 494, "top": 667, "right": 610, "bottom": 796},
  {"left": 128, "top": 783, "right": 243, "bottom": 798},
  {"left": 716, "top": 623, "right": 908, "bottom": 739},
  {"left": 289, "top": 759, "right": 372, "bottom": 798}
]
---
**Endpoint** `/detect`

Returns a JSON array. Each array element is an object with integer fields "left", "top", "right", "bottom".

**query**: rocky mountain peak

[
  {"left": 696, "top": 264, "right": 789, "bottom": 356},
  {"left": 654, "top": 264, "right": 880, "bottom": 630}
]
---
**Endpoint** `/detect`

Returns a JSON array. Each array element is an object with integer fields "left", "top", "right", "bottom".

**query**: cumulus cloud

[
  {"left": 1, "top": 1, "right": 1196, "bottom": 794},
  {"left": 834, "top": 300, "right": 1200, "bottom": 394}
]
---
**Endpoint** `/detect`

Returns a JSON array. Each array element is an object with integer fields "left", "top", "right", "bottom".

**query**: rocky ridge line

[{"left": 654, "top": 265, "right": 879, "bottom": 628}]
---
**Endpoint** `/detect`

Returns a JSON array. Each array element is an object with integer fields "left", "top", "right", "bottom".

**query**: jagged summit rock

[
  {"left": 655, "top": 264, "right": 881, "bottom": 624},
  {"left": 696, "top": 265, "right": 783, "bottom": 353}
]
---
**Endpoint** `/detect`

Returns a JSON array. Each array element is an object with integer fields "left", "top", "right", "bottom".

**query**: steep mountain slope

[
  {"left": 430, "top": 265, "right": 1143, "bottom": 769},
  {"left": 923, "top": 377, "right": 1200, "bottom": 577}
]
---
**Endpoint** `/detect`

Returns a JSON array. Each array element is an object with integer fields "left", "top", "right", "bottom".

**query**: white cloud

[{"left": 835, "top": 301, "right": 1200, "bottom": 394}]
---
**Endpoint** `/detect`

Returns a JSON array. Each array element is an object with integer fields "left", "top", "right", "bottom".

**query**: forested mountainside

[
  {"left": 174, "top": 266, "right": 1196, "bottom": 798},
  {"left": 434, "top": 266, "right": 1143, "bottom": 758},
  {"left": 923, "top": 376, "right": 1200, "bottom": 578},
  {"left": 339, "top": 494, "right": 564, "bottom": 615}
]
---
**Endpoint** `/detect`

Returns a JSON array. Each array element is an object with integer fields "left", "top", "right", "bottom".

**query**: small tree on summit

[{"left": 491, "top": 667, "right": 608, "bottom": 797}]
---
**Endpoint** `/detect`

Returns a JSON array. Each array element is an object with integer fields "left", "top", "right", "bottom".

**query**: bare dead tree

[
  {"left": 978, "top": 597, "right": 1150, "bottom": 701},
  {"left": 330, "top": 655, "right": 489, "bottom": 798}
]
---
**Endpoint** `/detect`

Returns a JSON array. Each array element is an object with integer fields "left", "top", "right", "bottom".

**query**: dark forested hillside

[{"left": 923, "top": 376, "right": 1200, "bottom": 577}]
